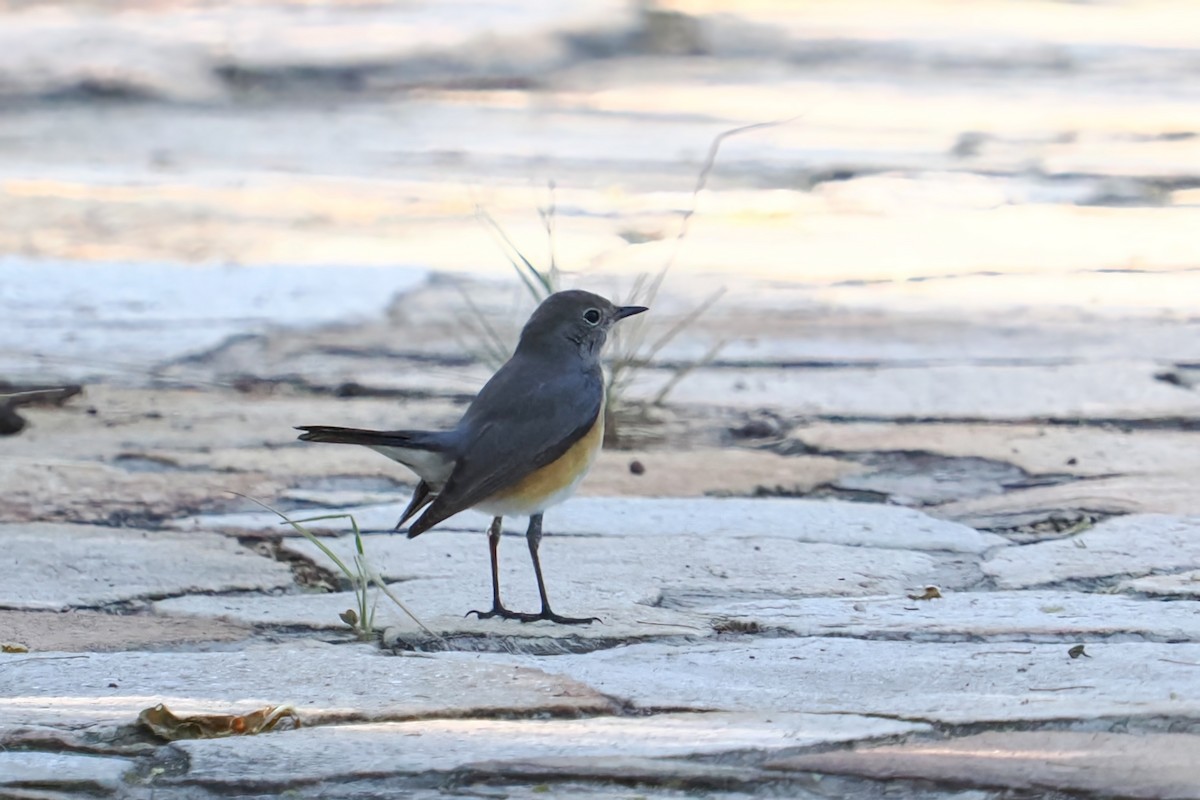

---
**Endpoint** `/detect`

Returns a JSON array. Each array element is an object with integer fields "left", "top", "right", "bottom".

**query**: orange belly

[{"left": 479, "top": 408, "right": 604, "bottom": 516}]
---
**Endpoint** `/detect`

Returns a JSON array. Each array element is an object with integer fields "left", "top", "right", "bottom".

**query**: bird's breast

[{"left": 475, "top": 407, "right": 605, "bottom": 517}]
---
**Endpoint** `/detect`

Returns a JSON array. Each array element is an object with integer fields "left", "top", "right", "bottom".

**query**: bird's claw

[{"left": 466, "top": 606, "right": 600, "bottom": 625}]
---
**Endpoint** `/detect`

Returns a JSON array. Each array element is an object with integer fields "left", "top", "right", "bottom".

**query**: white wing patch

[{"left": 369, "top": 445, "right": 454, "bottom": 488}]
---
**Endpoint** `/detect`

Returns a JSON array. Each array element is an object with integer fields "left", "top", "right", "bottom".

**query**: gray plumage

[{"left": 296, "top": 289, "right": 647, "bottom": 624}]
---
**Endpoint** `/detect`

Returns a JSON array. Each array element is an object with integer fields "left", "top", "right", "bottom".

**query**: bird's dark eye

[{"left": 583, "top": 308, "right": 602, "bottom": 325}]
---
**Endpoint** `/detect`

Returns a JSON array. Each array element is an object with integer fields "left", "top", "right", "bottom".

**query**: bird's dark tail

[
  {"left": 296, "top": 426, "right": 442, "bottom": 449},
  {"left": 296, "top": 425, "right": 456, "bottom": 489}
]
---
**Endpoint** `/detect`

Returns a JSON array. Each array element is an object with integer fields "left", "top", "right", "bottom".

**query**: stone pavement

[
  {"left": 5, "top": 257, "right": 1200, "bottom": 800},
  {"left": 4, "top": 0, "right": 1200, "bottom": 796},
  {"left": 4, "top": 458, "right": 1200, "bottom": 798}
]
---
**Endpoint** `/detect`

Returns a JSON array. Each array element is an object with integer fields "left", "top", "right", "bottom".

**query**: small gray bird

[{"left": 297, "top": 289, "right": 647, "bottom": 624}]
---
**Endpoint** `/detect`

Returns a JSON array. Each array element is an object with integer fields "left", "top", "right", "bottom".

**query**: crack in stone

[
  {"left": 240, "top": 537, "right": 339, "bottom": 592},
  {"left": 386, "top": 631, "right": 704, "bottom": 656}
]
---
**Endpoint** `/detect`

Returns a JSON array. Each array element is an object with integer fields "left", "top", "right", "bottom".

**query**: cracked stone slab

[
  {"left": 190, "top": 497, "right": 1003, "bottom": 553},
  {"left": 768, "top": 731, "right": 1200, "bottom": 799},
  {"left": 625, "top": 362, "right": 1200, "bottom": 419},
  {"left": 937, "top": 474, "right": 1200, "bottom": 523},
  {"left": 154, "top": 581, "right": 708, "bottom": 642},
  {"left": 1121, "top": 570, "right": 1200, "bottom": 599},
  {"left": 792, "top": 422, "right": 1200, "bottom": 480},
  {"left": 277, "top": 447, "right": 862, "bottom": 502},
  {"left": 1, "top": 260, "right": 428, "bottom": 381},
  {"left": 826, "top": 451, "right": 1034, "bottom": 506},
  {"left": 5, "top": 385, "right": 459, "bottom": 466},
  {"left": 0, "top": 609, "right": 252, "bottom": 652},
  {"left": 162, "top": 712, "right": 927, "bottom": 788},
  {"left": 157, "top": 527, "right": 961, "bottom": 637},
  {"left": 276, "top": 527, "right": 963, "bottom": 613},
  {"left": 982, "top": 514, "right": 1200, "bottom": 589},
  {"left": 0, "top": 457, "right": 285, "bottom": 525},
  {"left": 441, "top": 638, "right": 1200, "bottom": 724},
  {"left": 0, "top": 523, "right": 295, "bottom": 610},
  {"left": 691, "top": 590, "right": 1200, "bottom": 642},
  {"left": 0, "top": 751, "right": 134, "bottom": 794},
  {"left": 0, "top": 643, "right": 612, "bottom": 732}
]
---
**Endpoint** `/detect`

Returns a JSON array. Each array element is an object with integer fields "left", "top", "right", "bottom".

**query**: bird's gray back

[{"left": 406, "top": 348, "right": 603, "bottom": 535}]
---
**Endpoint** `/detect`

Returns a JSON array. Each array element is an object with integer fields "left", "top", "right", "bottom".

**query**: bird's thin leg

[
  {"left": 467, "top": 517, "right": 529, "bottom": 621},
  {"left": 486, "top": 516, "right": 504, "bottom": 611},
  {"left": 523, "top": 513, "right": 599, "bottom": 625}
]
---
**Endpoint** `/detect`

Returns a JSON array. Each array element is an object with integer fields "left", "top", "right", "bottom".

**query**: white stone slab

[
  {"left": 278, "top": 529, "right": 954, "bottom": 612},
  {"left": 166, "top": 712, "right": 928, "bottom": 786},
  {"left": 769, "top": 731, "right": 1200, "bottom": 800},
  {"left": 0, "top": 643, "right": 612, "bottom": 730},
  {"left": 188, "top": 497, "right": 1003, "bottom": 553},
  {"left": 0, "top": 260, "right": 427, "bottom": 382},
  {"left": 157, "top": 526, "right": 953, "bottom": 634},
  {"left": 0, "top": 523, "right": 295, "bottom": 610},
  {"left": 693, "top": 590, "right": 1200, "bottom": 641},
  {"left": 1121, "top": 570, "right": 1200, "bottom": 599},
  {"left": 0, "top": 751, "right": 132, "bottom": 793},
  {"left": 626, "top": 362, "right": 1200, "bottom": 419},
  {"left": 439, "top": 638, "right": 1200, "bottom": 724},
  {"left": 982, "top": 514, "right": 1200, "bottom": 589},
  {"left": 153, "top": 581, "right": 707, "bottom": 640},
  {"left": 793, "top": 422, "right": 1200, "bottom": 480},
  {"left": 938, "top": 475, "right": 1200, "bottom": 521}
]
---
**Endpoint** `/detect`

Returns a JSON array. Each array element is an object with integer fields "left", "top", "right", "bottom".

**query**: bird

[{"left": 296, "top": 289, "right": 647, "bottom": 624}]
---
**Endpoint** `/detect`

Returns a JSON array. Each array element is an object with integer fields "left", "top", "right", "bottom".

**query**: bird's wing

[{"left": 406, "top": 356, "right": 602, "bottom": 536}]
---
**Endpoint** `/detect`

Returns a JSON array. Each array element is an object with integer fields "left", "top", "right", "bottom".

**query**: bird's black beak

[{"left": 616, "top": 305, "right": 649, "bottom": 320}]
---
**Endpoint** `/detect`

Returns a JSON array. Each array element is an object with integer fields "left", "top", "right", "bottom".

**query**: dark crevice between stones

[
  {"left": 111, "top": 453, "right": 189, "bottom": 473},
  {"left": 805, "top": 414, "right": 1200, "bottom": 433},
  {"left": 925, "top": 713, "right": 1200, "bottom": 739},
  {"left": 248, "top": 768, "right": 1057, "bottom": 800},
  {"left": 697, "top": 626, "right": 1198, "bottom": 647},
  {"left": 91, "top": 509, "right": 188, "bottom": 529},
  {"left": 240, "top": 537, "right": 341, "bottom": 592},
  {"left": 967, "top": 509, "right": 1117, "bottom": 543},
  {"left": 385, "top": 630, "right": 704, "bottom": 657},
  {"left": 833, "top": 450, "right": 1062, "bottom": 497},
  {"left": 218, "top": 373, "right": 476, "bottom": 404},
  {"left": 0, "top": 382, "right": 83, "bottom": 436},
  {"left": 287, "top": 473, "right": 411, "bottom": 495},
  {"left": 308, "top": 345, "right": 477, "bottom": 367},
  {"left": 1155, "top": 363, "right": 1200, "bottom": 391},
  {"left": 986, "top": 571, "right": 1198, "bottom": 597},
  {"left": 728, "top": 421, "right": 1099, "bottom": 508},
  {"left": 449, "top": 720, "right": 1055, "bottom": 798},
  {"left": 0, "top": 726, "right": 158, "bottom": 759},
  {"left": 448, "top": 761, "right": 781, "bottom": 795}
]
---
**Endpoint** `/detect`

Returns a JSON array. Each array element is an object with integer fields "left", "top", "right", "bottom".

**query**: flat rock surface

[
  {"left": 628, "top": 363, "right": 1200, "bottom": 419},
  {"left": 936, "top": 475, "right": 1200, "bottom": 522},
  {"left": 0, "top": 609, "right": 251, "bottom": 652},
  {"left": 1122, "top": 570, "right": 1200, "bottom": 599},
  {"left": 0, "top": 644, "right": 613, "bottom": 731},
  {"left": 193, "top": 496, "right": 1003, "bottom": 552},
  {"left": 278, "top": 527, "right": 961, "bottom": 606},
  {"left": 0, "top": 523, "right": 295, "bottom": 610},
  {"left": 153, "top": 581, "right": 711, "bottom": 641},
  {"left": 690, "top": 590, "right": 1200, "bottom": 641},
  {"left": 442, "top": 638, "right": 1200, "bottom": 725},
  {"left": 166, "top": 712, "right": 927, "bottom": 787},
  {"left": 769, "top": 731, "right": 1200, "bottom": 799},
  {"left": 5, "top": 1, "right": 1200, "bottom": 797},
  {"left": 982, "top": 514, "right": 1200, "bottom": 589},
  {"left": 0, "top": 751, "right": 133, "bottom": 793}
]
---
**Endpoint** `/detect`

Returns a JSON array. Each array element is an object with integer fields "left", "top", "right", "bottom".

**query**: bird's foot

[
  {"left": 525, "top": 609, "right": 601, "bottom": 626},
  {"left": 466, "top": 605, "right": 599, "bottom": 625},
  {"left": 466, "top": 604, "right": 525, "bottom": 621}
]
